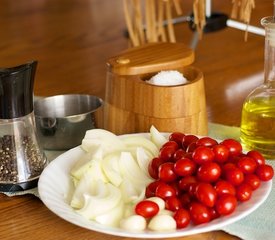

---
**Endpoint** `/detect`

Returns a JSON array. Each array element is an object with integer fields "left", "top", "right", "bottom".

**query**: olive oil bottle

[{"left": 240, "top": 16, "right": 275, "bottom": 159}]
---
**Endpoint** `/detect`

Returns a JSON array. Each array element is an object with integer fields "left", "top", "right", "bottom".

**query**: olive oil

[
  {"left": 240, "top": 96, "right": 275, "bottom": 159},
  {"left": 240, "top": 16, "right": 275, "bottom": 159}
]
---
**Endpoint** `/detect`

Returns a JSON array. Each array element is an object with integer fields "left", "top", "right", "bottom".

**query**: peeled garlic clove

[
  {"left": 148, "top": 214, "right": 177, "bottom": 231},
  {"left": 157, "top": 209, "right": 174, "bottom": 216},
  {"left": 120, "top": 215, "right": 147, "bottom": 231},
  {"left": 147, "top": 197, "right": 165, "bottom": 210}
]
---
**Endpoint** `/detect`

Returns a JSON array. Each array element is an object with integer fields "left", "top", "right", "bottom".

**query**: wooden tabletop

[{"left": 0, "top": 0, "right": 272, "bottom": 239}]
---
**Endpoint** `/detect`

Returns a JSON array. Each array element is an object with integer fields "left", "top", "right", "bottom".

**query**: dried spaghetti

[{"left": 122, "top": 0, "right": 256, "bottom": 46}]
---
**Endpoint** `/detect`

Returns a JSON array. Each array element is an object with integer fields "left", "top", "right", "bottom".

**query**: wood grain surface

[{"left": 0, "top": 0, "right": 272, "bottom": 239}]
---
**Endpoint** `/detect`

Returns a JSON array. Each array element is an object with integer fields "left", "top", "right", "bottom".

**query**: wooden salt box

[{"left": 104, "top": 42, "right": 208, "bottom": 135}]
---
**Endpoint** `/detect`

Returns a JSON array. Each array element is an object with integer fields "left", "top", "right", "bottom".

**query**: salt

[{"left": 146, "top": 70, "right": 188, "bottom": 86}]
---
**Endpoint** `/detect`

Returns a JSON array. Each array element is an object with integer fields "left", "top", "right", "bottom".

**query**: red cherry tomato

[
  {"left": 178, "top": 175, "right": 197, "bottom": 191},
  {"left": 179, "top": 193, "right": 192, "bottom": 208},
  {"left": 189, "top": 202, "right": 211, "bottom": 225},
  {"left": 145, "top": 180, "right": 163, "bottom": 198},
  {"left": 155, "top": 182, "right": 177, "bottom": 199},
  {"left": 215, "top": 194, "right": 237, "bottom": 216},
  {"left": 237, "top": 156, "right": 257, "bottom": 174},
  {"left": 169, "top": 181, "right": 181, "bottom": 196},
  {"left": 165, "top": 196, "right": 182, "bottom": 211},
  {"left": 173, "top": 208, "right": 191, "bottom": 228},
  {"left": 221, "top": 139, "right": 242, "bottom": 157},
  {"left": 158, "top": 162, "right": 177, "bottom": 182},
  {"left": 208, "top": 207, "right": 220, "bottom": 220},
  {"left": 169, "top": 132, "right": 185, "bottom": 147},
  {"left": 173, "top": 149, "right": 186, "bottom": 161},
  {"left": 148, "top": 157, "right": 164, "bottom": 179},
  {"left": 186, "top": 142, "right": 198, "bottom": 153},
  {"left": 196, "top": 137, "right": 218, "bottom": 147},
  {"left": 197, "top": 162, "right": 221, "bottom": 183},
  {"left": 212, "top": 144, "right": 230, "bottom": 163},
  {"left": 214, "top": 180, "right": 236, "bottom": 196},
  {"left": 222, "top": 162, "right": 237, "bottom": 171},
  {"left": 244, "top": 174, "right": 261, "bottom": 190},
  {"left": 135, "top": 200, "right": 159, "bottom": 218},
  {"left": 256, "top": 164, "right": 274, "bottom": 181},
  {"left": 159, "top": 146, "right": 176, "bottom": 162},
  {"left": 195, "top": 182, "right": 217, "bottom": 207},
  {"left": 182, "top": 135, "right": 199, "bottom": 149},
  {"left": 192, "top": 146, "right": 215, "bottom": 165},
  {"left": 161, "top": 141, "right": 179, "bottom": 152},
  {"left": 174, "top": 158, "right": 197, "bottom": 177},
  {"left": 224, "top": 167, "right": 244, "bottom": 186},
  {"left": 188, "top": 182, "right": 199, "bottom": 198},
  {"left": 236, "top": 183, "right": 253, "bottom": 202},
  {"left": 247, "top": 150, "right": 265, "bottom": 166},
  {"left": 184, "top": 152, "right": 193, "bottom": 160}
]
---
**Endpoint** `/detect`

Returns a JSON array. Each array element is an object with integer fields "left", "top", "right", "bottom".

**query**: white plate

[{"left": 38, "top": 134, "right": 272, "bottom": 239}]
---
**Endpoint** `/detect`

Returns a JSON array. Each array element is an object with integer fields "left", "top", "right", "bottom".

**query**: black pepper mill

[{"left": 0, "top": 61, "right": 47, "bottom": 192}]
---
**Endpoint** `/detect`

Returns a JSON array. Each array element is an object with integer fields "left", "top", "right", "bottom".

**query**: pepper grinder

[{"left": 0, "top": 61, "right": 47, "bottom": 192}]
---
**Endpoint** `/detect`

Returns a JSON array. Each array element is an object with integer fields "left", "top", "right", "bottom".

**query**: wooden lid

[{"left": 107, "top": 42, "right": 194, "bottom": 75}]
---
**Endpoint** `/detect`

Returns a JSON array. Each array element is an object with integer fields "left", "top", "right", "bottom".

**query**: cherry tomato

[
  {"left": 148, "top": 157, "right": 164, "bottom": 179},
  {"left": 179, "top": 193, "right": 192, "bottom": 208},
  {"left": 165, "top": 196, "right": 182, "bottom": 211},
  {"left": 196, "top": 137, "right": 218, "bottom": 147},
  {"left": 184, "top": 152, "right": 193, "bottom": 160},
  {"left": 169, "top": 181, "right": 181, "bottom": 196},
  {"left": 192, "top": 146, "right": 215, "bottom": 165},
  {"left": 188, "top": 182, "right": 199, "bottom": 198},
  {"left": 173, "top": 149, "right": 186, "bottom": 161},
  {"left": 169, "top": 132, "right": 185, "bottom": 147},
  {"left": 159, "top": 146, "right": 176, "bottom": 162},
  {"left": 215, "top": 194, "right": 237, "bottom": 216},
  {"left": 221, "top": 139, "right": 242, "bottom": 157},
  {"left": 174, "top": 158, "right": 197, "bottom": 177},
  {"left": 155, "top": 182, "right": 177, "bottom": 199},
  {"left": 255, "top": 164, "right": 274, "bottom": 181},
  {"left": 208, "top": 207, "right": 220, "bottom": 220},
  {"left": 222, "top": 162, "right": 237, "bottom": 171},
  {"left": 173, "top": 208, "right": 191, "bottom": 228},
  {"left": 135, "top": 200, "right": 159, "bottom": 218},
  {"left": 237, "top": 156, "right": 257, "bottom": 174},
  {"left": 195, "top": 182, "right": 217, "bottom": 207},
  {"left": 247, "top": 150, "right": 265, "bottom": 166},
  {"left": 224, "top": 167, "right": 244, "bottom": 186},
  {"left": 178, "top": 175, "right": 197, "bottom": 191},
  {"left": 214, "top": 180, "right": 236, "bottom": 196},
  {"left": 236, "top": 183, "right": 253, "bottom": 202},
  {"left": 161, "top": 141, "right": 179, "bottom": 152},
  {"left": 186, "top": 142, "right": 198, "bottom": 153},
  {"left": 189, "top": 202, "right": 211, "bottom": 225},
  {"left": 145, "top": 180, "right": 163, "bottom": 198},
  {"left": 212, "top": 144, "right": 230, "bottom": 163},
  {"left": 197, "top": 162, "right": 221, "bottom": 183},
  {"left": 244, "top": 174, "right": 261, "bottom": 190},
  {"left": 229, "top": 155, "right": 242, "bottom": 164},
  {"left": 182, "top": 135, "right": 199, "bottom": 149},
  {"left": 158, "top": 162, "right": 177, "bottom": 182}
]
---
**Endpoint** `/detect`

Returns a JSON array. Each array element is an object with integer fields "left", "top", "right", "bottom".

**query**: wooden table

[{"left": 0, "top": 1, "right": 272, "bottom": 239}]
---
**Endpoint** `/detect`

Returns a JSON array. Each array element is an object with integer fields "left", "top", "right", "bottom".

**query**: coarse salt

[{"left": 146, "top": 70, "right": 188, "bottom": 86}]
